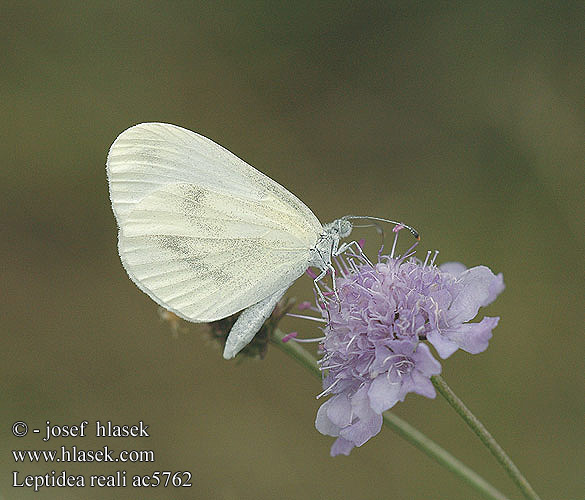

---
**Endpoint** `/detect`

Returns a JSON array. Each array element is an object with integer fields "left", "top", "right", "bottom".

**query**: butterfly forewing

[{"left": 107, "top": 123, "right": 322, "bottom": 231}]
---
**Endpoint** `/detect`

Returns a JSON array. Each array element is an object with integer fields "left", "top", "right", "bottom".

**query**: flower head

[{"left": 311, "top": 230, "right": 504, "bottom": 456}]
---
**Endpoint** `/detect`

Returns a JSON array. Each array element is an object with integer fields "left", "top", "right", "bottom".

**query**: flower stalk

[
  {"left": 271, "top": 328, "right": 511, "bottom": 500},
  {"left": 431, "top": 375, "right": 542, "bottom": 500}
]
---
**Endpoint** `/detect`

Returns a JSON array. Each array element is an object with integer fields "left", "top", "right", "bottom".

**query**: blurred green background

[{"left": 2, "top": 1, "right": 584, "bottom": 499}]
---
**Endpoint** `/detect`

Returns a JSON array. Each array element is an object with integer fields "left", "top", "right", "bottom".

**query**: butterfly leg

[
  {"left": 336, "top": 240, "right": 374, "bottom": 267},
  {"left": 312, "top": 268, "right": 329, "bottom": 306},
  {"left": 328, "top": 263, "right": 340, "bottom": 304},
  {"left": 313, "top": 263, "right": 340, "bottom": 313},
  {"left": 312, "top": 270, "right": 332, "bottom": 324},
  {"left": 223, "top": 286, "right": 289, "bottom": 359}
]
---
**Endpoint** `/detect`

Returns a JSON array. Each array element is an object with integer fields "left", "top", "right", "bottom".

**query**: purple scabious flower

[{"left": 311, "top": 230, "right": 504, "bottom": 456}]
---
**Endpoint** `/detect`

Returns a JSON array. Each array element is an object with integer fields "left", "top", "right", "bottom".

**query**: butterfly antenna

[
  {"left": 351, "top": 222, "right": 386, "bottom": 247},
  {"left": 344, "top": 216, "right": 420, "bottom": 240}
]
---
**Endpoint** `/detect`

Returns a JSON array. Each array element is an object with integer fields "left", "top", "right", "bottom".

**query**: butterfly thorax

[{"left": 308, "top": 218, "right": 353, "bottom": 271}]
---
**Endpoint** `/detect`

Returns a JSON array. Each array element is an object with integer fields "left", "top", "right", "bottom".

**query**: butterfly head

[{"left": 326, "top": 218, "right": 353, "bottom": 238}]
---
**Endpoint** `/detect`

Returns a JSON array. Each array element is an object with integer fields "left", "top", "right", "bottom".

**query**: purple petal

[
  {"left": 439, "top": 261, "right": 467, "bottom": 276},
  {"left": 387, "top": 339, "right": 417, "bottom": 356},
  {"left": 326, "top": 394, "right": 352, "bottom": 427},
  {"left": 427, "top": 329, "right": 460, "bottom": 359},
  {"left": 443, "top": 317, "right": 499, "bottom": 354},
  {"left": 412, "top": 343, "right": 442, "bottom": 376},
  {"left": 350, "top": 385, "right": 375, "bottom": 420},
  {"left": 369, "top": 345, "right": 392, "bottom": 377},
  {"left": 339, "top": 413, "right": 383, "bottom": 446},
  {"left": 429, "top": 289, "right": 453, "bottom": 322},
  {"left": 483, "top": 273, "right": 505, "bottom": 307},
  {"left": 448, "top": 266, "right": 497, "bottom": 324},
  {"left": 409, "top": 370, "right": 437, "bottom": 398},
  {"left": 315, "top": 400, "right": 341, "bottom": 437},
  {"left": 368, "top": 375, "right": 401, "bottom": 413},
  {"left": 330, "top": 437, "right": 355, "bottom": 457}
]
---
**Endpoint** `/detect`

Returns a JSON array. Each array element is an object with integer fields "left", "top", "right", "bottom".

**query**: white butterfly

[{"left": 107, "top": 123, "right": 416, "bottom": 359}]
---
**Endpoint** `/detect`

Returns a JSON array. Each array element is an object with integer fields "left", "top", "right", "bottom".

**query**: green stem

[
  {"left": 431, "top": 375, "right": 542, "bottom": 500},
  {"left": 271, "top": 329, "right": 511, "bottom": 500}
]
